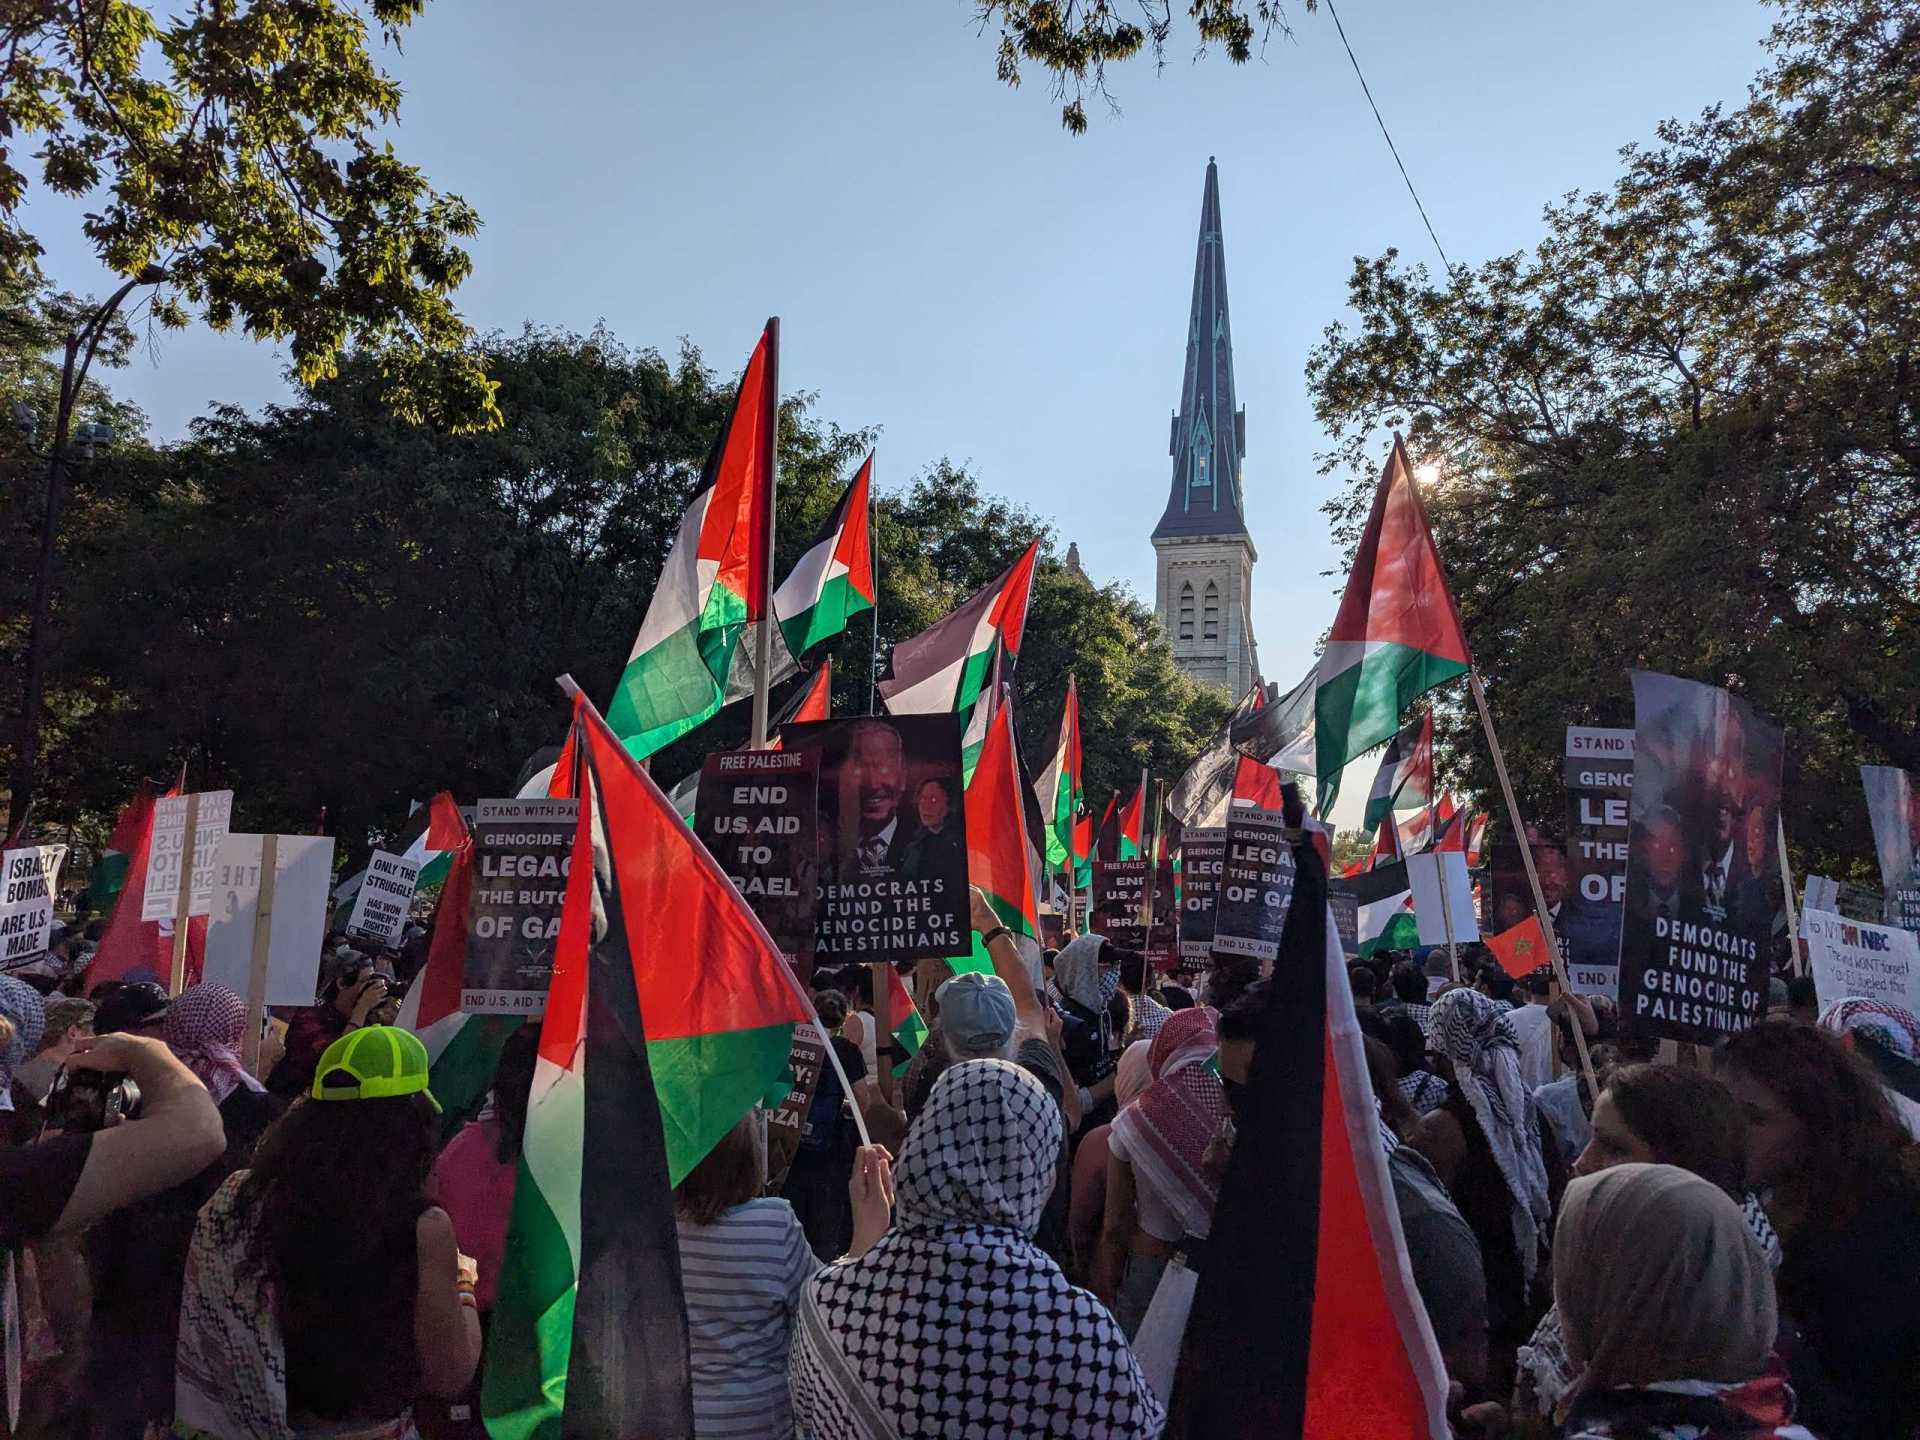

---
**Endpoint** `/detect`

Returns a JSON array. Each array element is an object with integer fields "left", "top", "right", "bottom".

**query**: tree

[
  {"left": 972, "top": 0, "right": 1308, "bottom": 132},
  {"left": 1305, "top": 0, "right": 1919, "bottom": 878}
]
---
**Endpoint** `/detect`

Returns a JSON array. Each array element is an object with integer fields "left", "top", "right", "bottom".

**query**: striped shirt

[{"left": 676, "top": 1197, "right": 819, "bottom": 1438}]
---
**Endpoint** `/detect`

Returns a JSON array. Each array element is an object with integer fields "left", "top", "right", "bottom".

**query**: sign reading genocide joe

[
  {"left": 694, "top": 748, "right": 821, "bottom": 980},
  {"left": 780, "top": 714, "right": 968, "bottom": 962},
  {"left": 1214, "top": 811, "right": 1297, "bottom": 962},
  {"left": 1617, "top": 672, "right": 1784, "bottom": 1045},
  {"left": 463, "top": 797, "right": 578, "bottom": 1015},
  {"left": 1177, "top": 828, "right": 1227, "bottom": 961},
  {"left": 1092, "top": 861, "right": 1148, "bottom": 951}
]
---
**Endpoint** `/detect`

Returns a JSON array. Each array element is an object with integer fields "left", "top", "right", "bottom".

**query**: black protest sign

[
  {"left": 781, "top": 714, "right": 969, "bottom": 963},
  {"left": 1214, "top": 811, "right": 1297, "bottom": 962},
  {"left": 463, "top": 797, "right": 577, "bottom": 1016},
  {"left": 1861, "top": 766, "right": 1920, "bottom": 935},
  {"left": 1617, "top": 673, "right": 1782, "bottom": 1044},
  {"left": 1093, "top": 861, "right": 1148, "bottom": 950},
  {"left": 1328, "top": 885, "right": 1360, "bottom": 959},
  {"left": 769, "top": 1025, "right": 828, "bottom": 1144},
  {"left": 1563, "top": 725, "right": 1634, "bottom": 996},
  {"left": 695, "top": 749, "right": 820, "bottom": 981},
  {"left": 1178, "top": 828, "right": 1227, "bottom": 965}
]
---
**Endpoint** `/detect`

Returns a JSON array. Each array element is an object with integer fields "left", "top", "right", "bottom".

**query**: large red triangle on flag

[
  {"left": 700, "top": 325, "right": 778, "bottom": 617},
  {"left": 1326, "top": 438, "right": 1471, "bottom": 662},
  {"left": 965, "top": 703, "right": 1040, "bottom": 939},
  {"left": 425, "top": 789, "right": 468, "bottom": 851}
]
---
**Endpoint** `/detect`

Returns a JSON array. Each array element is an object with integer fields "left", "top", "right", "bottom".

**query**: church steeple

[{"left": 1153, "top": 156, "right": 1247, "bottom": 541}]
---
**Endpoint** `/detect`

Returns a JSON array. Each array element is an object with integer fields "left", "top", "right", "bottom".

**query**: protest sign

[
  {"left": 1802, "top": 908, "right": 1920, "bottom": 1015},
  {"left": 1177, "top": 827, "right": 1226, "bottom": 964},
  {"left": 1213, "top": 811, "right": 1297, "bottom": 962},
  {"left": 0, "top": 845, "right": 67, "bottom": 970},
  {"left": 463, "top": 797, "right": 578, "bottom": 1015},
  {"left": 1804, "top": 875, "right": 1889, "bottom": 927},
  {"left": 203, "top": 834, "right": 336, "bottom": 1006},
  {"left": 1562, "top": 725, "right": 1634, "bottom": 995},
  {"left": 344, "top": 848, "right": 423, "bottom": 949},
  {"left": 1860, "top": 766, "right": 1920, "bottom": 934},
  {"left": 1092, "top": 861, "right": 1148, "bottom": 951},
  {"left": 142, "top": 790, "right": 234, "bottom": 921},
  {"left": 1617, "top": 672, "right": 1783, "bottom": 1043},
  {"left": 695, "top": 748, "right": 821, "bottom": 984},
  {"left": 1407, "top": 852, "right": 1479, "bottom": 948},
  {"left": 1328, "top": 886, "right": 1360, "bottom": 959},
  {"left": 769, "top": 1023, "right": 831, "bottom": 1185},
  {"left": 781, "top": 715, "right": 968, "bottom": 962}
]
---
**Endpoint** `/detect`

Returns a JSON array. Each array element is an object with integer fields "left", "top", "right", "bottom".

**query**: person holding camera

[{"left": 268, "top": 954, "right": 397, "bottom": 1101}]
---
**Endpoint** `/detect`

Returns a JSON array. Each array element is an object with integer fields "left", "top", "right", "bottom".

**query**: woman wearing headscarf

[
  {"left": 789, "top": 1060, "right": 1162, "bottom": 1439},
  {"left": 0, "top": 975, "right": 47, "bottom": 1141},
  {"left": 1052, "top": 934, "right": 1127, "bottom": 1133},
  {"left": 1552, "top": 1164, "right": 1807, "bottom": 1439},
  {"left": 1817, "top": 996, "right": 1920, "bottom": 1139},
  {"left": 1095, "top": 1007, "right": 1226, "bottom": 1337},
  {"left": 1410, "top": 986, "right": 1559, "bottom": 1396},
  {"left": 166, "top": 984, "right": 280, "bottom": 1167}
]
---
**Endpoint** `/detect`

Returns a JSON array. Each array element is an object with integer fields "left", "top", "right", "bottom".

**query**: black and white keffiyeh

[
  {"left": 790, "top": 1059, "right": 1164, "bottom": 1439},
  {"left": 1427, "top": 987, "right": 1552, "bottom": 1286}
]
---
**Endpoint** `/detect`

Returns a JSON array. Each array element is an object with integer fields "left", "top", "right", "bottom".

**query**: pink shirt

[{"left": 430, "top": 1116, "right": 515, "bottom": 1310}]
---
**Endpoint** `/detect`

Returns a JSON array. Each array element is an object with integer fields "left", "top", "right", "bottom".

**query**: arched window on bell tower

[
  {"left": 1202, "top": 581, "right": 1221, "bottom": 641},
  {"left": 1178, "top": 582, "right": 1196, "bottom": 641}
]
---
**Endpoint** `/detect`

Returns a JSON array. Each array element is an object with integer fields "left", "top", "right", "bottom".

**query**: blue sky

[{"left": 26, "top": 0, "right": 1774, "bottom": 820}]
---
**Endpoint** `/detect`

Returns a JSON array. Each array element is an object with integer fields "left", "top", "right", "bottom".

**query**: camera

[{"left": 44, "top": 1067, "right": 143, "bottom": 1134}]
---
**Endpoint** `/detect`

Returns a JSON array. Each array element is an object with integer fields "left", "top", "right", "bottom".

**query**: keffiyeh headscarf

[
  {"left": 1818, "top": 996, "right": 1920, "bottom": 1061},
  {"left": 167, "top": 984, "right": 265, "bottom": 1105},
  {"left": 1428, "top": 987, "right": 1551, "bottom": 1284},
  {"left": 0, "top": 977, "right": 47, "bottom": 1113},
  {"left": 1108, "top": 1006, "right": 1226, "bottom": 1238},
  {"left": 1053, "top": 933, "right": 1116, "bottom": 1052},
  {"left": 790, "top": 1060, "right": 1164, "bottom": 1439}
]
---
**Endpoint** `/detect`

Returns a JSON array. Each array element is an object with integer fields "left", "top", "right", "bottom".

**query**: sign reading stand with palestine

[
  {"left": 1, "top": 846, "right": 67, "bottom": 970},
  {"left": 1214, "top": 811, "right": 1297, "bottom": 963},
  {"left": 1177, "top": 828, "right": 1226, "bottom": 974},
  {"left": 463, "top": 798, "right": 577, "bottom": 1015},
  {"left": 694, "top": 749, "right": 820, "bottom": 984},
  {"left": 142, "top": 790, "right": 234, "bottom": 921},
  {"left": 344, "top": 848, "right": 422, "bottom": 949},
  {"left": 1616, "top": 673, "right": 1784, "bottom": 1044}
]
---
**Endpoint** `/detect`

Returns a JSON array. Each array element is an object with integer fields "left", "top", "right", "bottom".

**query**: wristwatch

[{"left": 980, "top": 925, "right": 1013, "bottom": 948}]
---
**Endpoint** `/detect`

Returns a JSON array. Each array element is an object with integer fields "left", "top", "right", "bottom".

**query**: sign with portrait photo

[
  {"left": 781, "top": 714, "right": 969, "bottom": 962},
  {"left": 1617, "top": 673, "right": 1784, "bottom": 1044},
  {"left": 1861, "top": 766, "right": 1920, "bottom": 935}
]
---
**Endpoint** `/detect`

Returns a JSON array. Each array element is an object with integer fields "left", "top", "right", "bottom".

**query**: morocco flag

[
  {"left": 1315, "top": 438, "right": 1470, "bottom": 813},
  {"left": 877, "top": 539, "right": 1039, "bottom": 716},
  {"left": 1362, "top": 711, "right": 1434, "bottom": 832},
  {"left": 607, "top": 324, "right": 778, "bottom": 760},
  {"left": 483, "top": 689, "right": 815, "bottom": 1440},
  {"left": 1034, "top": 675, "right": 1086, "bottom": 881},
  {"left": 1486, "top": 913, "right": 1550, "bottom": 980},
  {"left": 774, "top": 454, "right": 875, "bottom": 658},
  {"left": 1172, "top": 836, "right": 1448, "bottom": 1439}
]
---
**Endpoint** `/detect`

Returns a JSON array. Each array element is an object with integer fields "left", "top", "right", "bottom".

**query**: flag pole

[
  {"left": 867, "top": 461, "right": 880, "bottom": 717},
  {"left": 554, "top": 672, "right": 871, "bottom": 1150},
  {"left": 1465, "top": 667, "right": 1599, "bottom": 1095},
  {"left": 1777, "top": 814, "right": 1805, "bottom": 978},
  {"left": 749, "top": 316, "right": 781, "bottom": 750}
]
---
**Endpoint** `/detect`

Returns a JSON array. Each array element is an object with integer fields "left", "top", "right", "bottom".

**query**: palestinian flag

[
  {"left": 1116, "top": 783, "right": 1146, "bottom": 862},
  {"left": 966, "top": 702, "right": 1040, "bottom": 942},
  {"left": 887, "top": 967, "right": 928, "bottom": 1078},
  {"left": 1349, "top": 862, "right": 1419, "bottom": 959},
  {"left": 1395, "top": 807, "right": 1435, "bottom": 858},
  {"left": 1315, "top": 438, "right": 1471, "bottom": 813},
  {"left": 1431, "top": 794, "right": 1464, "bottom": 853},
  {"left": 877, "top": 539, "right": 1039, "bottom": 716},
  {"left": 1034, "top": 675, "right": 1086, "bottom": 880},
  {"left": 1362, "top": 711, "right": 1434, "bottom": 832},
  {"left": 1232, "top": 755, "right": 1288, "bottom": 812},
  {"left": 956, "top": 654, "right": 1005, "bottom": 784},
  {"left": 483, "top": 689, "right": 815, "bottom": 1440},
  {"left": 405, "top": 790, "right": 469, "bottom": 887},
  {"left": 775, "top": 454, "right": 875, "bottom": 658},
  {"left": 607, "top": 324, "right": 779, "bottom": 760},
  {"left": 396, "top": 833, "right": 523, "bottom": 1143},
  {"left": 1465, "top": 812, "right": 1490, "bottom": 867},
  {"left": 1486, "top": 913, "right": 1550, "bottom": 980},
  {"left": 1171, "top": 664, "right": 1318, "bottom": 830},
  {"left": 665, "top": 658, "right": 837, "bottom": 822},
  {"left": 84, "top": 783, "right": 208, "bottom": 991},
  {"left": 1172, "top": 837, "right": 1449, "bottom": 1438},
  {"left": 84, "top": 783, "right": 155, "bottom": 913}
]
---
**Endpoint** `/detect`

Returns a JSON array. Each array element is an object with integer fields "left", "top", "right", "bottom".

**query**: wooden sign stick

[
  {"left": 242, "top": 834, "right": 279, "bottom": 1075},
  {"left": 168, "top": 792, "right": 202, "bottom": 995}
]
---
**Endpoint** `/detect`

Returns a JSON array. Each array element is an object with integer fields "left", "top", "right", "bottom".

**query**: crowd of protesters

[{"left": 4, "top": 882, "right": 1920, "bottom": 1439}]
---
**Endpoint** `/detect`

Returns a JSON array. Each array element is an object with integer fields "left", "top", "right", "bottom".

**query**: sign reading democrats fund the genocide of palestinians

[
  {"left": 781, "top": 714, "right": 969, "bottom": 962},
  {"left": 463, "top": 797, "right": 578, "bottom": 1015},
  {"left": 695, "top": 748, "right": 821, "bottom": 982}
]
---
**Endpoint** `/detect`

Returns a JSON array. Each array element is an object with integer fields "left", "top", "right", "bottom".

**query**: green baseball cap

[{"left": 311, "top": 1025, "right": 440, "bottom": 1111}]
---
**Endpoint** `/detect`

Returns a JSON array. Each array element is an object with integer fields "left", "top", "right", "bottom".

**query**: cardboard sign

[
  {"left": 0, "top": 845, "right": 67, "bottom": 970},
  {"left": 695, "top": 749, "right": 820, "bottom": 980},
  {"left": 1803, "top": 908, "right": 1920, "bottom": 1015},
  {"left": 1804, "top": 875, "right": 1890, "bottom": 927},
  {"left": 1563, "top": 726, "right": 1634, "bottom": 995},
  {"left": 1860, "top": 766, "right": 1920, "bottom": 934},
  {"left": 1213, "top": 812, "right": 1296, "bottom": 962},
  {"left": 1177, "top": 828, "right": 1226, "bottom": 961},
  {"left": 143, "top": 790, "right": 234, "bottom": 921},
  {"left": 1408, "top": 852, "right": 1480, "bottom": 948},
  {"left": 781, "top": 715, "right": 969, "bottom": 962},
  {"left": 1092, "top": 861, "right": 1148, "bottom": 950},
  {"left": 463, "top": 797, "right": 578, "bottom": 1015},
  {"left": 345, "top": 848, "right": 422, "bottom": 949},
  {"left": 203, "top": 834, "right": 336, "bottom": 1006}
]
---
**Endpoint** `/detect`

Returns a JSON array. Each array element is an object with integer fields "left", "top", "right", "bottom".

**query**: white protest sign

[
  {"left": 344, "top": 848, "right": 422, "bottom": 948},
  {"left": 1407, "top": 851, "right": 1480, "bottom": 947},
  {"left": 1802, "top": 907, "right": 1920, "bottom": 1016},
  {"left": 0, "top": 845, "right": 68, "bottom": 970},
  {"left": 203, "top": 834, "right": 336, "bottom": 1006},
  {"left": 142, "top": 790, "right": 234, "bottom": 921}
]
